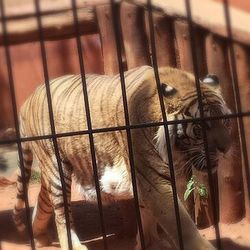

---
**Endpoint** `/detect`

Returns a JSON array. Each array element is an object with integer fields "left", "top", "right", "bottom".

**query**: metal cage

[{"left": 0, "top": 0, "right": 250, "bottom": 250}]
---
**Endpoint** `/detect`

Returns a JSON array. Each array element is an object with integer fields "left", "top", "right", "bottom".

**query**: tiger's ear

[
  {"left": 161, "top": 83, "right": 177, "bottom": 97},
  {"left": 200, "top": 74, "right": 221, "bottom": 93},
  {"left": 200, "top": 74, "right": 220, "bottom": 86}
]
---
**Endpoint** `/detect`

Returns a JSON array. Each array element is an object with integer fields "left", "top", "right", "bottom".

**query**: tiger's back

[{"left": 18, "top": 66, "right": 154, "bottom": 199}]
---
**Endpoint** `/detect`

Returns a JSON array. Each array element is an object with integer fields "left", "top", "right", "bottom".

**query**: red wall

[{"left": 0, "top": 35, "right": 103, "bottom": 130}]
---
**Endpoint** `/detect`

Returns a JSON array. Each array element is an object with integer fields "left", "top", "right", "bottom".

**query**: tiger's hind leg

[
  {"left": 32, "top": 175, "right": 53, "bottom": 247},
  {"left": 44, "top": 156, "right": 88, "bottom": 250},
  {"left": 13, "top": 144, "right": 33, "bottom": 233}
]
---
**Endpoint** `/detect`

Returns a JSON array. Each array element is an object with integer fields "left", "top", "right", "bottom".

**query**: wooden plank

[
  {"left": 174, "top": 20, "right": 206, "bottom": 76},
  {"left": 120, "top": 2, "right": 150, "bottom": 69},
  {"left": 205, "top": 34, "right": 244, "bottom": 223},
  {"left": 96, "top": 4, "right": 119, "bottom": 75},
  {"left": 150, "top": 13, "right": 176, "bottom": 67},
  {"left": 0, "top": 1, "right": 98, "bottom": 45},
  {"left": 126, "top": 0, "right": 250, "bottom": 46},
  {"left": 174, "top": 21, "right": 193, "bottom": 72},
  {"left": 0, "top": 9, "right": 97, "bottom": 45},
  {"left": 2, "top": 0, "right": 104, "bottom": 17},
  {"left": 233, "top": 44, "right": 250, "bottom": 222}
]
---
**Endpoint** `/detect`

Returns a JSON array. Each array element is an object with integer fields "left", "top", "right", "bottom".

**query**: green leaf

[
  {"left": 198, "top": 185, "right": 208, "bottom": 198},
  {"left": 186, "top": 178, "right": 195, "bottom": 190},
  {"left": 184, "top": 187, "right": 195, "bottom": 201}
]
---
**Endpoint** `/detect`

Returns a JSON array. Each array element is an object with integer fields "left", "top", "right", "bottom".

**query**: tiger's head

[{"left": 156, "top": 68, "right": 232, "bottom": 174}]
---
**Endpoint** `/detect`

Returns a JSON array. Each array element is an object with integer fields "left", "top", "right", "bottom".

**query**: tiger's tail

[{"left": 12, "top": 142, "right": 33, "bottom": 233}]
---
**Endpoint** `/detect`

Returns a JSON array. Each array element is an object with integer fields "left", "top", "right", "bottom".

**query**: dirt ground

[{"left": 0, "top": 181, "right": 250, "bottom": 250}]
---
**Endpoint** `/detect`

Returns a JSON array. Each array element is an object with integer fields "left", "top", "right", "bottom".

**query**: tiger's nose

[
  {"left": 217, "top": 144, "right": 230, "bottom": 154},
  {"left": 216, "top": 136, "right": 231, "bottom": 153},
  {"left": 207, "top": 123, "right": 231, "bottom": 154}
]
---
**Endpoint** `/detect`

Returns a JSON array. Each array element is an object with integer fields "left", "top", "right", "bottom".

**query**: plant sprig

[{"left": 184, "top": 176, "right": 208, "bottom": 201}]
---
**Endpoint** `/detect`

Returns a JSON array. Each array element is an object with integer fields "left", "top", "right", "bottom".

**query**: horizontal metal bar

[{"left": 1, "top": 111, "right": 250, "bottom": 146}]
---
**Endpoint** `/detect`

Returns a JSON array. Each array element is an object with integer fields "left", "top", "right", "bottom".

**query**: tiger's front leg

[{"left": 43, "top": 156, "right": 87, "bottom": 250}]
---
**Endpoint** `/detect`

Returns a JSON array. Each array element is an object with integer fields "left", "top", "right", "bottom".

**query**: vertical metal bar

[
  {"left": 32, "top": 1, "right": 73, "bottom": 249},
  {"left": 184, "top": 0, "right": 222, "bottom": 249},
  {"left": 70, "top": 0, "right": 108, "bottom": 249},
  {"left": 147, "top": 0, "right": 184, "bottom": 249},
  {"left": 110, "top": 1, "right": 146, "bottom": 249},
  {"left": 222, "top": 0, "right": 250, "bottom": 220},
  {"left": 0, "top": 1, "right": 36, "bottom": 249}
]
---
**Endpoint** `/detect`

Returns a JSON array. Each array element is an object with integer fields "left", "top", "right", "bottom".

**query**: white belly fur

[{"left": 76, "top": 159, "right": 133, "bottom": 202}]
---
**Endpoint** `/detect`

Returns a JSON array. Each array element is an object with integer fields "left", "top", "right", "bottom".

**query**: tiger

[{"left": 13, "top": 66, "right": 231, "bottom": 250}]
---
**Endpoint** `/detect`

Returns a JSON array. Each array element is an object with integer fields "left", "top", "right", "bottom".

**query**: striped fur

[{"left": 13, "top": 66, "right": 231, "bottom": 250}]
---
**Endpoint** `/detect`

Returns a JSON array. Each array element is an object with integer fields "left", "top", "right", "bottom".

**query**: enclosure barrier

[{"left": 0, "top": 0, "right": 250, "bottom": 250}]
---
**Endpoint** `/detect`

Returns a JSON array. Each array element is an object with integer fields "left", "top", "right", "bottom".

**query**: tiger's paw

[{"left": 35, "top": 233, "right": 52, "bottom": 248}]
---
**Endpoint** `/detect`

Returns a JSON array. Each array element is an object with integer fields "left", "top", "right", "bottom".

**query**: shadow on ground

[
  {"left": 210, "top": 239, "right": 250, "bottom": 250},
  {"left": 0, "top": 200, "right": 137, "bottom": 248}
]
